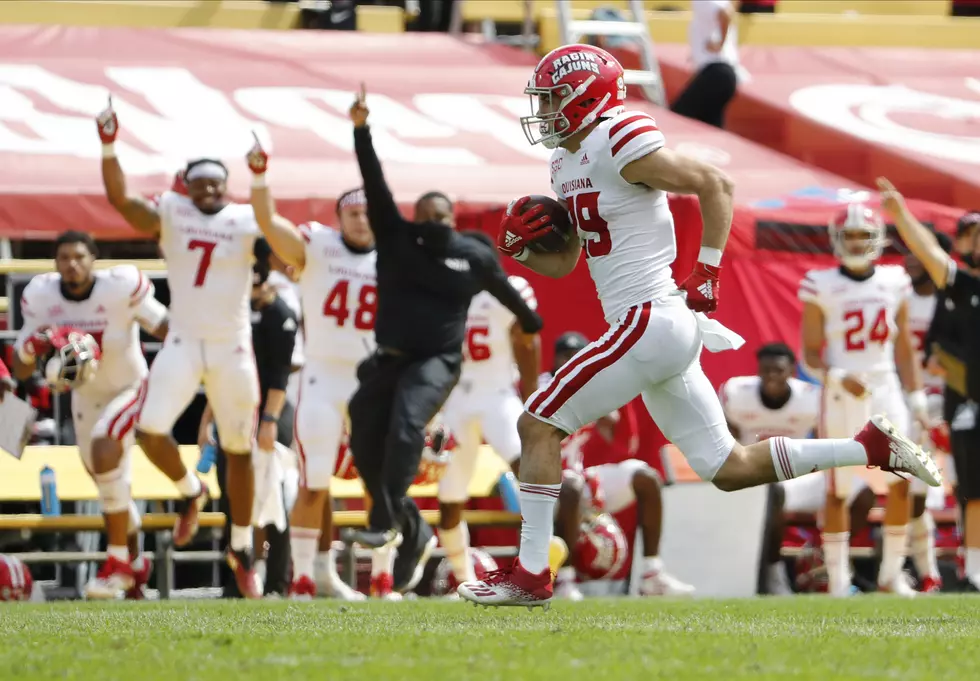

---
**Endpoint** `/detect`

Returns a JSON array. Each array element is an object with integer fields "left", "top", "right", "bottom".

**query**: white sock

[
  {"left": 641, "top": 555, "right": 664, "bottom": 575},
  {"left": 910, "top": 512, "right": 939, "bottom": 579},
  {"left": 438, "top": 522, "right": 475, "bottom": 583},
  {"left": 518, "top": 482, "right": 560, "bottom": 575},
  {"left": 131, "top": 553, "right": 147, "bottom": 573},
  {"left": 290, "top": 527, "right": 319, "bottom": 580},
  {"left": 175, "top": 473, "right": 202, "bottom": 499},
  {"left": 372, "top": 546, "right": 395, "bottom": 578},
  {"left": 769, "top": 437, "right": 868, "bottom": 482},
  {"left": 106, "top": 545, "right": 129, "bottom": 563},
  {"left": 878, "top": 524, "right": 908, "bottom": 585},
  {"left": 822, "top": 531, "right": 850, "bottom": 595},
  {"left": 556, "top": 566, "right": 575, "bottom": 584},
  {"left": 966, "top": 547, "right": 980, "bottom": 581},
  {"left": 316, "top": 548, "right": 341, "bottom": 579},
  {"left": 230, "top": 524, "right": 252, "bottom": 552}
]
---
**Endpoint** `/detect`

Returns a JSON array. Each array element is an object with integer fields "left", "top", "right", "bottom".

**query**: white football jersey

[
  {"left": 549, "top": 109, "right": 675, "bottom": 324},
  {"left": 298, "top": 222, "right": 377, "bottom": 365},
  {"left": 907, "top": 290, "right": 943, "bottom": 391},
  {"left": 799, "top": 265, "right": 912, "bottom": 377},
  {"left": 460, "top": 275, "right": 537, "bottom": 389},
  {"left": 17, "top": 266, "right": 167, "bottom": 394},
  {"left": 719, "top": 375, "right": 820, "bottom": 444},
  {"left": 155, "top": 191, "right": 258, "bottom": 340}
]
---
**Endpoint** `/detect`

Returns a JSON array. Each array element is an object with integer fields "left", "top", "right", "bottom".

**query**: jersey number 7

[
  {"left": 188, "top": 239, "right": 217, "bottom": 287},
  {"left": 324, "top": 280, "right": 377, "bottom": 330}
]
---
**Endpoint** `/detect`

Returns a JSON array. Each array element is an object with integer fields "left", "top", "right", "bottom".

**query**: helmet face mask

[{"left": 45, "top": 332, "right": 99, "bottom": 393}]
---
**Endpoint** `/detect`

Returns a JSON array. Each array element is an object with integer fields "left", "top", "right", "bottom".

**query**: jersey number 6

[{"left": 568, "top": 191, "right": 611, "bottom": 259}]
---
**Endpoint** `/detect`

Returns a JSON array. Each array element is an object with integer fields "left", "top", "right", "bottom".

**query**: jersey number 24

[{"left": 844, "top": 307, "right": 889, "bottom": 351}]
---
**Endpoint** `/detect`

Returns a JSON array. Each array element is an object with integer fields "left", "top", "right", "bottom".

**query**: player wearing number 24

[
  {"left": 458, "top": 44, "right": 942, "bottom": 610},
  {"left": 98, "top": 96, "right": 265, "bottom": 599}
]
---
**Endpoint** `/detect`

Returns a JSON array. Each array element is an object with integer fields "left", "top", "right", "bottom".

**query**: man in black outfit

[
  {"left": 347, "top": 85, "right": 544, "bottom": 592},
  {"left": 213, "top": 239, "right": 298, "bottom": 597},
  {"left": 879, "top": 180, "right": 980, "bottom": 591}
]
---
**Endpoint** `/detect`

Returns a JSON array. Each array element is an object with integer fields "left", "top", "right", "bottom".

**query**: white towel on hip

[
  {"left": 695, "top": 312, "right": 745, "bottom": 353},
  {"left": 252, "top": 442, "right": 288, "bottom": 532}
]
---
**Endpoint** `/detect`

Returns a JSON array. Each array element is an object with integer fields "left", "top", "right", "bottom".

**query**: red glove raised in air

[
  {"left": 95, "top": 96, "right": 118, "bottom": 145},
  {"left": 497, "top": 196, "right": 551, "bottom": 258},
  {"left": 680, "top": 262, "right": 721, "bottom": 313},
  {"left": 246, "top": 132, "right": 269, "bottom": 175}
]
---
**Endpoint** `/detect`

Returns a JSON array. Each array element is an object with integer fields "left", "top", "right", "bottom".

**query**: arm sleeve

[
  {"left": 943, "top": 262, "right": 980, "bottom": 306},
  {"left": 607, "top": 111, "right": 666, "bottom": 174},
  {"left": 353, "top": 126, "right": 400, "bottom": 239},
  {"left": 264, "top": 306, "right": 297, "bottom": 392},
  {"left": 923, "top": 292, "right": 947, "bottom": 362},
  {"left": 481, "top": 253, "right": 543, "bottom": 334}
]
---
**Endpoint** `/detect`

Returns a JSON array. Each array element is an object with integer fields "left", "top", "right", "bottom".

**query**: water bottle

[
  {"left": 497, "top": 470, "right": 521, "bottom": 513},
  {"left": 40, "top": 465, "right": 61, "bottom": 517},
  {"left": 197, "top": 442, "right": 217, "bottom": 474}
]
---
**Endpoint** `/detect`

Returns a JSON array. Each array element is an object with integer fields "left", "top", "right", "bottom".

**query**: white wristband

[
  {"left": 698, "top": 246, "right": 723, "bottom": 267},
  {"left": 513, "top": 248, "right": 530, "bottom": 262},
  {"left": 101, "top": 143, "right": 116, "bottom": 159},
  {"left": 251, "top": 173, "right": 267, "bottom": 189},
  {"left": 907, "top": 389, "right": 928, "bottom": 414}
]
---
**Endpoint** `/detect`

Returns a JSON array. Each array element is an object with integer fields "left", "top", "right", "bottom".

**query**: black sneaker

[
  {"left": 393, "top": 512, "right": 436, "bottom": 593},
  {"left": 350, "top": 528, "right": 403, "bottom": 550}
]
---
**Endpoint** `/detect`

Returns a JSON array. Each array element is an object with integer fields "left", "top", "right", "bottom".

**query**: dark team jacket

[
  {"left": 353, "top": 126, "right": 543, "bottom": 357},
  {"left": 251, "top": 294, "right": 297, "bottom": 413},
  {"left": 927, "top": 264, "right": 980, "bottom": 412}
]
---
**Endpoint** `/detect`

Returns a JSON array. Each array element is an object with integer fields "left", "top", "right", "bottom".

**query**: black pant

[
  {"left": 348, "top": 350, "right": 461, "bottom": 531},
  {"left": 670, "top": 61, "right": 738, "bottom": 129},
  {"left": 951, "top": 402, "right": 980, "bottom": 503}
]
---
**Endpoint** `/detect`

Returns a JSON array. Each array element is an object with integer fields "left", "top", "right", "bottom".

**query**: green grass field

[{"left": 2, "top": 596, "right": 977, "bottom": 681}]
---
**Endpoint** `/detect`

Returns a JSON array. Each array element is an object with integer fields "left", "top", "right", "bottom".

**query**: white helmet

[
  {"left": 829, "top": 203, "right": 887, "bottom": 270},
  {"left": 44, "top": 331, "right": 100, "bottom": 393}
]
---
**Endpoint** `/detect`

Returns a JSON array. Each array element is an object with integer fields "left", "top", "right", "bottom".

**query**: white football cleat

[
  {"left": 84, "top": 556, "right": 135, "bottom": 600},
  {"left": 856, "top": 415, "right": 942, "bottom": 487},
  {"left": 457, "top": 560, "right": 553, "bottom": 608},
  {"left": 879, "top": 572, "right": 917, "bottom": 599},
  {"left": 639, "top": 569, "right": 695, "bottom": 597},
  {"left": 554, "top": 577, "right": 584, "bottom": 601}
]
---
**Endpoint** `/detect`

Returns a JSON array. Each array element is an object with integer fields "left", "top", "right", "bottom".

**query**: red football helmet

[
  {"left": 522, "top": 44, "right": 626, "bottom": 149},
  {"left": 430, "top": 547, "right": 498, "bottom": 596},
  {"left": 829, "top": 203, "right": 887, "bottom": 270},
  {"left": 0, "top": 554, "right": 33, "bottom": 602},
  {"left": 573, "top": 512, "right": 627, "bottom": 581}
]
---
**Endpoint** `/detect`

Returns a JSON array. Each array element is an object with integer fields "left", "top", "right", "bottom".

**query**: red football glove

[
  {"left": 497, "top": 196, "right": 551, "bottom": 257},
  {"left": 680, "top": 262, "right": 721, "bottom": 313},
  {"left": 246, "top": 132, "right": 268, "bottom": 175},
  {"left": 171, "top": 169, "right": 188, "bottom": 196},
  {"left": 95, "top": 96, "right": 118, "bottom": 144},
  {"left": 21, "top": 325, "right": 77, "bottom": 360}
]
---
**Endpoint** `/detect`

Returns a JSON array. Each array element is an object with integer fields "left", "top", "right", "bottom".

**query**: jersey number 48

[{"left": 324, "top": 280, "right": 377, "bottom": 330}]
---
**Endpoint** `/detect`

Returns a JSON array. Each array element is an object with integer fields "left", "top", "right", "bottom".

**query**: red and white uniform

[
  {"left": 799, "top": 265, "right": 912, "bottom": 498},
  {"left": 17, "top": 266, "right": 167, "bottom": 472},
  {"left": 294, "top": 222, "right": 377, "bottom": 489},
  {"left": 719, "top": 375, "right": 835, "bottom": 512},
  {"left": 439, "top": 276, "right": 535, "bottom": 503},
  {"left": 525, "top": 110, "right": 735, "bottom": 481},
  {"left": 137, "top": 191, "right": 260, "bottom": 452}
]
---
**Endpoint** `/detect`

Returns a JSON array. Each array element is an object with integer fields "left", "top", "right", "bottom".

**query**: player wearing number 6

[
  {"left": 247, "top": 137, "right": 374, "bottom": 600},
  {"left": 800, "top": 204, "right": 929, "bottom": 597},
  {"left": 458, "top": 44, "right": 943, "bottom": 608},
  {"left": 98, "top": 98, "right": 263, "bottom": 598}
]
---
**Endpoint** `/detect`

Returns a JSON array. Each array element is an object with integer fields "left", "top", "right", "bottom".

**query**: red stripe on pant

[
  {"left": 537, "top": 302, "right": 652, "bottom": 419},
  {"left": 293, "top": 370, "right": 308, "bottom": 487},
  {"left": 107, "top": 379, "right": 147, "bottom": 440}
]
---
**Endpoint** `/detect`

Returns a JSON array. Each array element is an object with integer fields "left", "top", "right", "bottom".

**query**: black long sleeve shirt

[
  {"left": 251, "top": 295, "right": 297, "bottom": 413},
  {"left": 938, "top": 264, "right": 980, "bottom": 406},
  {"left": 353, "top": 125, "right": 543, "bottom": 357}
]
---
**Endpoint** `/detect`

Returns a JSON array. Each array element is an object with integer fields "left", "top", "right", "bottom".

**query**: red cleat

[
  {"left": 84, "top": 556, "right": 135, "bottom": 600},
  {"left": 288, "top": 575, "right": 317, "bottom": 601},
  {"left": 226, "top": 548, "right": 262, "bottom": 599},
  {"left": 457, "top": 560, "right": 553, "bottom": 609},
  {"left": 370, "top": 573, "right": 402, "bottom": 601},
  {"left": 920, "top": 575, "right": 943, "bottom": 593},
  {"left": 125, "top": 555, "right": 153, "bottom": 600},
  {"left": 855, "top": 416, "right": 942, "bottom": 487},
  {"left": 173, "top": 480, "right": 210, "bottom": 548}
]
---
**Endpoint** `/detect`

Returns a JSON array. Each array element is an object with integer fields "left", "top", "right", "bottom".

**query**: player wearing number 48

[
  {"left": 800, "top": 204, "right": 933, "bottom": 598},
  {"left": 97, "top": 97, "right": 266, "bottom": 599}
]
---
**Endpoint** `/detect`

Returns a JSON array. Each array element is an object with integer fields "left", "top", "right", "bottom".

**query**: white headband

[
  {"left": 339, "top": 189, "right": 366, "bottom": 211},
  {"left": 185, "top": 161, "right": 228, "bottom": 182}
]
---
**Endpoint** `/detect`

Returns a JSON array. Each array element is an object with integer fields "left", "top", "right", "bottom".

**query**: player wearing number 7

[
  {"left": 246, "top": 136, "right": 375, "bottom": 600},
  {"left": 458, "top": 44, "right": 942, "bottom": 609},
  {"left": 97, "top": 98, "right": 264, "bottom": 598},
  {"left": 800, "top": 204, "right": 930, "bottom": 597}
]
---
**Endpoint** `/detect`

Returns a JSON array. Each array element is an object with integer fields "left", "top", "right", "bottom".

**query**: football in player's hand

[{"left": 523, "top": 195, "right": 574, "bottom": 255}]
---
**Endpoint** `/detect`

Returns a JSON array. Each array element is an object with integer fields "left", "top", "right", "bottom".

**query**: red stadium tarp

[
  {"left": 0, "top": 27, "right": 966, "bottom": 473},
  {"left": 649, "top": 44, "right": 980, "bottom": 210}
]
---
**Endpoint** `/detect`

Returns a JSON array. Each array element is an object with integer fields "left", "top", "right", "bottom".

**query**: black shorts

[{"left": 951, "top": 416, "right": 980, "bottom": 501}]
